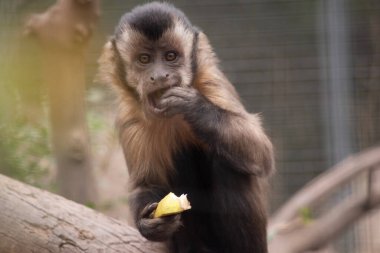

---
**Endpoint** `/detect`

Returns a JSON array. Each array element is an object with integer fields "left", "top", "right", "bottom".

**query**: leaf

[{"left": 299, "top": 207, "right": 313, "bottom": 224}]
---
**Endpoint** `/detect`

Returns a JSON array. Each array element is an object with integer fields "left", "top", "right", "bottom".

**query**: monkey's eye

[
  {"left": 165, "top": 51, "right": 177, "bottom": 62},
  {"left": 138, "top": 54, "right": 151, "bottom": 64}
]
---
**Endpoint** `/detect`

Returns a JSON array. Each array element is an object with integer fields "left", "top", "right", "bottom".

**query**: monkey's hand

[
  {"left": 156, "top": 86, "right": 274, "bottom": 176},
  {"left": 137, "top": 203, "right": 182, "bottom": 242},
  {"left": 156, "top": 86, "right": 204, "bottom": 118}
]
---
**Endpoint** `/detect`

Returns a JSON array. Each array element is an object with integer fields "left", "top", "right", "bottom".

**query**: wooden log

[{"left": 0, "top": 174, "right": 165, "bottom": 253}]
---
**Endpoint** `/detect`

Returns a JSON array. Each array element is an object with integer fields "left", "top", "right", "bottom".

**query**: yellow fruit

[{"left": 153, "top": 192, "right": 191, "bottom": 218}]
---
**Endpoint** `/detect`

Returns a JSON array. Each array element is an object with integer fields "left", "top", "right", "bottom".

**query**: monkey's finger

[
  {"left": 161, "top": 214, "right": 181, "bottom": 223},
  {"left": 140, "top": 203, "right": 158, "bottom": 219},
  {"left": 161, "top": 86, "right": 196, "bottom": 100},
  {"left": 138, "top": 215, "right": 182, "bottom": 241},
  {"left": 158, "top": 96, "right": 186, "bottom": 109},
  {"left": 140, "top": 214, "right": 181, "bottom": 230},
  {"left": 158, "top": 102, "right": 185, "bottom": 118},
  {"left": 152, "top": 107, "right": 166, "bottom": 116},
  {"left": 162, "top": 108, "right": 180, "bottom": 118},
  {"left": 151, "top": 100, "right": 176, "bottom": 117}
]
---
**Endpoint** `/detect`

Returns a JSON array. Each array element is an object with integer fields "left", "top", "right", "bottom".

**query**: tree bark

[
  {"left": 24, "top": 0, "right": 100, "bottom": 204},
  {"left": 0, "top": 174, "right": 165, "bottom": 253}
]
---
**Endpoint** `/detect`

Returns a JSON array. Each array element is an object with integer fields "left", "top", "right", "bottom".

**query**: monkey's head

[{"left": 100, "top": 2, "right": 199, "bottom": 117}]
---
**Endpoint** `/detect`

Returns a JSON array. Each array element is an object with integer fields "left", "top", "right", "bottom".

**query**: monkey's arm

[
  {"left": 128, "top": 186, "right": 182, "bottom": 242},
  {"left": 158, "top": 87, "right": 274, "bottom": 176}
]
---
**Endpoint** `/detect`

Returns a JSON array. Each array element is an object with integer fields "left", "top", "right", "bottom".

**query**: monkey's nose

[{"left": 150, "top": 74, "right": 170, "bottom": 83}]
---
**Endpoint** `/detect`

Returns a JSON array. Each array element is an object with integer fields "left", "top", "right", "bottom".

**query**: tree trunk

[
  {"left": 24, "top": 0, "right": 100, "bottom": 204},
  {"left": 0, "top": 174, "right": 165, "bottom": 253}
]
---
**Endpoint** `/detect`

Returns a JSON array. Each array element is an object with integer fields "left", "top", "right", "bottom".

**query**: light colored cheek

[
  {"left": 179, "top": 69, "right": 192, "bottom": 86},
  {"left": 125, "top": 67, "right": 144, "bottom": 87},
  {"left": 136, "top": 83, "right": 145, "bottom": 98},
  {"left": 182, "top": 57, "right": 194, "bottom": 86},
  {"left": 125, "top": 75, "right": 137, "bottom": 88},
  {"left": 123, "top": 74, "right": 143, "bottom": 98}
]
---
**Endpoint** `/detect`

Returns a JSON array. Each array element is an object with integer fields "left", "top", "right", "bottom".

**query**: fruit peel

[{"left": 153, "top": 192, "right": 191, "bottom": 218}]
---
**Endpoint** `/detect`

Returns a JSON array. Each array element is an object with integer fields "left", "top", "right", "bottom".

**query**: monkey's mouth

[{"left": 147, "top": 87, "right": 171, "bottom": 110}]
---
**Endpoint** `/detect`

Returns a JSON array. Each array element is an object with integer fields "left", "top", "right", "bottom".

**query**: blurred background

[{"left": 0, "top": 0, "right": 379, "bottom": 252}]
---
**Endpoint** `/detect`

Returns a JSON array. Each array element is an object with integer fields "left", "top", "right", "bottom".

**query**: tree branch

[
  {"left": 270, "top": 146, "right": 380, "bottom": 226},
  {"left": 0, "top": 174, "right": 165, "bottom": 253},
  {"left": 268, "top": 146, "right": 380, "bottom": 253},
  {"left": 269, "top": 184, "right": 380, "bottom": 253}
]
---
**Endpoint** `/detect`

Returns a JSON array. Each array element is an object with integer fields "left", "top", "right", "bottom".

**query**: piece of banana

[{"left": 153, "top": 192, "right": 191, "bottom": 218}]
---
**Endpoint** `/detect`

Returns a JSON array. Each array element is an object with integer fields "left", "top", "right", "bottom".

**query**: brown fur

[
  {"left": 98, "top": 5, "right": 274, "bottom": 251},
  {"left": 99, "top": 28, "right": 274, "bottom": 183},
  {"left": 192, "top": 33, "right": 274, "bottom": 176},
  {"left": 99, "top": 39, "right": 198, "bottom": 188}
]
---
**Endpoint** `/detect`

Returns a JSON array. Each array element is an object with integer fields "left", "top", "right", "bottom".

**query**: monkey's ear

[{"left": 97, "top": 38, "right": 124, "bottom": 89}]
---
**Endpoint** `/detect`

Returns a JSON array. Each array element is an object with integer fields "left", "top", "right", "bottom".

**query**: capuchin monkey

[{"left": 99, "top": 2, "right": 274, "bottom": 253}]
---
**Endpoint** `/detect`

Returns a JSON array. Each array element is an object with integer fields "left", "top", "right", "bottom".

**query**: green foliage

[
  {"left": 87, "top": 110, "right": 107, "bottom": 133},
  {"left": 0, "top": 8, "right": 50, "bottom": 186},
  {"left": 0, "top": 115, "right": 51, "bottom": 186},
  {"left": 85, "top": 201, "right": 97, "bottom": 209},
  {"left": 299, "top": 207, "right": 313, "bottom": 224},
  {"left": 87, "top": 87, "right": 109, "bottom": 133}
]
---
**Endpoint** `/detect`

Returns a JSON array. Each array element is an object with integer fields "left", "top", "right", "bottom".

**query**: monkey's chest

[{"left": 170, "top": 146, "right": 213, "bottom": 210}]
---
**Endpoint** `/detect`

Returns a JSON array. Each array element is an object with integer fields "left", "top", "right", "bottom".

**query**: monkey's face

[{"left": 115, "top": 22, "right": 195, "bottom": 116}]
